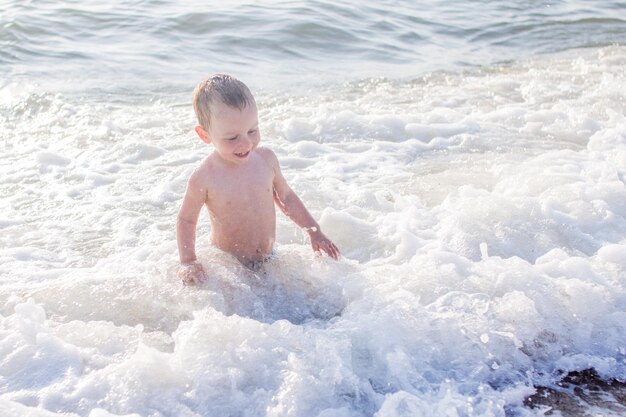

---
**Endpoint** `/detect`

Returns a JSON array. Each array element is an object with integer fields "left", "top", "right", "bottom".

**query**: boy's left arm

[{"left": 261, "top": 148, "right": 340, "bottom": 260}]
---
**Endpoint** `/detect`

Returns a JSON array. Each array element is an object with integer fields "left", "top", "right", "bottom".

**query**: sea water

[{"left": 1, "top": 1, "right": 625, "bottom": 416}]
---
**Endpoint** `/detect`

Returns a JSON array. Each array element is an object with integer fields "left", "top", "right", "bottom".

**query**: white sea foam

[{"left": 1, "top": 46, "right": 625, "bottom": 416}]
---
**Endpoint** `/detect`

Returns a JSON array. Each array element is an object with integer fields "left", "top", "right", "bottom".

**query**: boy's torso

[{"left": 202, "top": 150, "right": 276, "bottom": 262}]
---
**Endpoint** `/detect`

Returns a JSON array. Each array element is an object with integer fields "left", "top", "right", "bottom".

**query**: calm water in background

[
  {"left": 2, "top": 0, "right": 626, "bottom": 91},
  {"left": 1, "top": 1, "right": 626, "bottom": 417}
]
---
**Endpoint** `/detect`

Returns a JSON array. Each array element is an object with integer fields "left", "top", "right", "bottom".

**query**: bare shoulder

[
  {"left": 187, "top": 156, "right": 215, "bottom": 190},
  {"left": 255, "top": 146, "right": 280, "bottom": 169},
  {"left": 179, "top": 157, "right": 214, "bottom": 215}
]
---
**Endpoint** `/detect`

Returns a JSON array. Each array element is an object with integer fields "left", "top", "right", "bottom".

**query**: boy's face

[{"left": 196, "top": 100, "right": 260, "bottom": 165}]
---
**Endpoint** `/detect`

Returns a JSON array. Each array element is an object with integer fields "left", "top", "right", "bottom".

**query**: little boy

[{"left": 177, "top": 74, "right": 340, "bottom": 285}]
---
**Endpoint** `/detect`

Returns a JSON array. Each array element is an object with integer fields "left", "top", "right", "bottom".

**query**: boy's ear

[{"left": 195, "top": 126, "right": 211, "bottom": 144}]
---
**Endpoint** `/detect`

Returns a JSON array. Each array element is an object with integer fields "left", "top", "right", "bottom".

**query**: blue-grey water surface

[{"left": 1, "top": 0, "right": 625, "bottom": 92}]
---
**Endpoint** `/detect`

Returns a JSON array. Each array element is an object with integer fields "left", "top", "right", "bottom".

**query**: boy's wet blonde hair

[{"left": 192, "top": 74, "right": 254, "bottom": 130}]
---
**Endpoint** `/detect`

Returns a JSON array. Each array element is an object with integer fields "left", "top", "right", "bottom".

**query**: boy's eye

[
  {"left": 248, "top": 129, "right": 257, "bottom": 134},
  {"left": 227, "top": 136, "right": 238, "bottom": 141}
]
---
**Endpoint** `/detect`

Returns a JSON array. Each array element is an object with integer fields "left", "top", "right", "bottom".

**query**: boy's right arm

[{"left": 176, "top": 171, "right": 209, "bottom": 285}]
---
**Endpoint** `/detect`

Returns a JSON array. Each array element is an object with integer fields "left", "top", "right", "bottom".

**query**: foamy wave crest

[{"left": 1, "top": 46, "right": 625, "bottom": 416}]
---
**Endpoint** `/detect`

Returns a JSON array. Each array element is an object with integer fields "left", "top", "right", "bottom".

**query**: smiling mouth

[{"left": 235, "top": 150, "right": 250, "bottom": 158}]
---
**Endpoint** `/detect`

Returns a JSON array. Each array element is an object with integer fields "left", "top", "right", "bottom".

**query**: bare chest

[{"left": 207, "top": 158, "right": 275, "bottom": 212}]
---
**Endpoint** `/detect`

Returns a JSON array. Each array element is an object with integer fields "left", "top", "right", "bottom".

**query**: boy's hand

[
  {"left": 309, "top": 229, "right": 340, "bottom": 260},
  {"left": 177, "top": 261, "right": 209, "bottom": 286}
]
